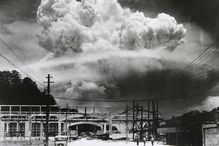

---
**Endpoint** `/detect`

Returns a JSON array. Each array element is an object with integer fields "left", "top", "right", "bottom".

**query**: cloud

[
  {"left": 119, "top": 0, "right": 219, "bottom": 40},
  {"left": 186, "top": 96, "right": 219, "bottom": 112},
  {"left": 0, "top": 0, "right": 40, "bottom": 24},
  {"left": 0, "top": 0, "right": 47, "bottom": 76},
  {"left": 37, "top": 0, "right": 186, "bottom": 56},
  {"left": 33, "top": 0, "right": 219, "bottom": 106},
  {"left": 0, "top": 0, "right": 218, "bottom": 116}
]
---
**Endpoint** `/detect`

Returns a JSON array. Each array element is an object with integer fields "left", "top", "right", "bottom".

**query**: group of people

[{"left": 136, "top": 134, "right": 155, "bottom": 146}]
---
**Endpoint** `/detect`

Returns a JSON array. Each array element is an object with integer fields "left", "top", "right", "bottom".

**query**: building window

[
  {"left": 61, "top": 123, "right": 64, "bottom": 134},
  {"left": 1, "top": 106, "right": 10, "bottom": 114},
  {"left": 31, "top": 123, "right": 41, "bottom": 137},
  {"left": 18, "top": 123, "right": 25, "bottom": 137},
  {"left": 8, "top": 123, "right": 17, "bottom": 137},
  {"left": 43, "top": 123, "right": 58, "bottom": 137},
  {"left": 49, "top": 123, "right": 58, "bottom": 136}
]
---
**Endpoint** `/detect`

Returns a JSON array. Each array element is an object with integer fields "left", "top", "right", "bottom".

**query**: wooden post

[
  {"left": 44, "top": 74, "right": 54, "bottom": 146},
  {"left": 45, "top": 104, "right": 50, "bottom": 146},
  {"left": 85, "top": 107, "right": 87, "bottom": 119},
  {"left": 126, "top": 105, "right": 129, "bottom": 143},
  {"left": 29, "top": 107, "right": 32, "bottom": 145},
  {"left": 109, "top": 107, "right": 112, "bottom": 135},
  {"left": 132, "top": 100, "right": 135, "bottom": 141},
  {"left": 140, "top": 105, "right": 143, "bottom": 141},
  {"left": 148, "top": 100, "right": 150, "bottom": 135}
]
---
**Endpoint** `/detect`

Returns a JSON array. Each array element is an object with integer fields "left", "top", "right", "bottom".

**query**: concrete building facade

[{"left": 0, "top": 105, "right": 131, "bottom": 140}]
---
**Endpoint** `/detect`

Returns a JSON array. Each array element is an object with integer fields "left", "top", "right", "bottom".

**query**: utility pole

[
  {"left": 148, "top": 100, "right": 150, "bottom": 136},
  {"left": 126, "top": 105, "right": 129, "bottom": 143},
  {"left": 140, "top": 105, "right": 143, "bottom": 141},
  {"left": 85, "top": 107, "right": 87, "bottom": 119},
  {"left": 65, "top": 104, "right": 69, "bottom": 136},
  {"left": 132, "top": 100, "right": 135, "bottom": 141},
  {"left": 67, "top": 104, "right": 70, "bottom": 142},
  {"left": 44, "top": 74, "right": 54, "bottom": 146},
  {"left": 109, "top": 107, "right": 112, "bottom": 135},
  {"left": 152, "top": 100, "right": 156, "bottom": 136},
  {"left": 156, "top": 100, "right": 159, "bottom": 137},
  {"left": 29, "top": 107, "right": 32, "bottom": 145},
  {"left": 156, "top": 100, "right": 159, "bottom": 130}
]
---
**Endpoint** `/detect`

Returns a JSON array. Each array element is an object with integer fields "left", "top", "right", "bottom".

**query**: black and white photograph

[{"left": 0, "top": 0, "right": 219, "bottom": 145}]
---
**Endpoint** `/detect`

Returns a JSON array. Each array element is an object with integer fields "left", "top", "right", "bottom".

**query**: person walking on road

[
  {"left": 143, "top": 135, "right": 146, "bottom": 146},
  {"left": 150, "top": 135, "right": 154, "bottom": 146},
  {"left": 136, "top": 134, "right": 139, "bottom": 146}
]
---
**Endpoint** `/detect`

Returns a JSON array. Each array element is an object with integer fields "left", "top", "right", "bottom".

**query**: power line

[
  {"left": 168, "top": 41, "right": 218, "bottom": 87},
  {"left": 171, "top": 41, "right": 218, "bottom": 84},
  {"left": 184, "top": 41, "right": 217, "bottom": 71},
  {"left": 0, "top": 38, "right": 45, "bottom": 84},
  {"left": 184, "top": 41, "right": 216, "bottom": 70},
  {"left": 0, "top": 51, "right": 45, "bottom": 87},
  {"left": 187, "top": 47, "right": 217, "bottom": 73}
]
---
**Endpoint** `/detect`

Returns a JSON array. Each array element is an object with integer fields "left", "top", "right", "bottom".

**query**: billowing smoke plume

[
  {"left": 35, "top": 0, "right": 219, "bottom": 104},
  {"left": 37, "top": 0, "right": 186, "bottom": 56}
]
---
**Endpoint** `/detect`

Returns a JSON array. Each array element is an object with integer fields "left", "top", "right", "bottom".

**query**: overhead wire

[
  {"left": 184, "top": 41, "right": 217, "bottom": 71},
  {"left": 54, "top": 41, "right": 219, "bottom": 102},
  {"left": 0, "top": 34, "right": 216, "bottom": 101},
  {"left": 176, "top": 41, "right": 219, "bottom": 85},
  {"left": 184, "top": 41, "right": 219, "bottom": 98},
  {"left": 189, "top": 45, "right": 219, "bottom": 85},
  {"left": 187, "top": 47, "right": 216, "bottom": 72},
  {"left": 0, "top": 51, "right": 45, "bottom": 87},
  {"left": 0, "top": 38, "right": 45, "bottom": 85},
  {"left": 53, "top": 42, "right": 219, "bottom": 103}
]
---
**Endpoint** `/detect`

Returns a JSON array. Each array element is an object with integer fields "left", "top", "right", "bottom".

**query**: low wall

[{"left": 203, "top": 124, "right": 219, "bottom": 146}]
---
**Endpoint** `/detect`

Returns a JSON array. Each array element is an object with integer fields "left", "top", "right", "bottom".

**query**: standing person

[
  {"left": 151, "top": 135, "right": 155, "bottom": 146},
  {"left": 143, "top": 135, "right": 146, "bottom": 146},
  {"left": 136, "top": 134, "right": 139, "bottom": 146}
]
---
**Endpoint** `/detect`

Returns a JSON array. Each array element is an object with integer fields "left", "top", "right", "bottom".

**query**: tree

[{"left": 0, "top": 70, "right": 56, "bottom": 105}]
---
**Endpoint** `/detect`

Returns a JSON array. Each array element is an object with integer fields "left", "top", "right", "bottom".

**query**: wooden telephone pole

[
  {"left": 44, "top": 74, "right": 54, "bottom": 146},
  {"left": 132, "top": 100, "right": 135, "bottom": 141},
  {"left": 126, "top": 105, "right": 129, "bottom": 143}
]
